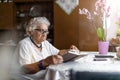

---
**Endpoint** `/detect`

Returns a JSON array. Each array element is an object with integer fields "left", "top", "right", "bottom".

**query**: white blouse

[{"left": 15, "top": 37, "right": 59, "bottom": 66}]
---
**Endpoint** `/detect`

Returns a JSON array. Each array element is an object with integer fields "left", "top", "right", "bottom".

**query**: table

[{"left": 44, "top": 51, "right": 120, "bottom": 80}]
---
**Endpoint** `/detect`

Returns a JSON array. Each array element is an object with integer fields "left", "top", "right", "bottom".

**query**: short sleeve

[{"left": 18, "top": 41, "right": 31, "bottom": 65}]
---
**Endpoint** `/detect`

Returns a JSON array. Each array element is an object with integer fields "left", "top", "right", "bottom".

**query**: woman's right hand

[
  {"left": 43, "top": 55, "right": 63, "bottom": 66},
  {"left": 58, "top": 50, "right": 68, "bottom": 56}
]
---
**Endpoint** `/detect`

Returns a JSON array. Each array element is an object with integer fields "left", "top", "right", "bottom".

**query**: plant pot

[{"left": 98, "top": 41, "right": 109, "bottom": 55}]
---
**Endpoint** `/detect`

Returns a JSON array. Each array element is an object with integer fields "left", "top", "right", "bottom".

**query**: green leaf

[
  {"left": 96, "top": 27, "right": 105, "bottom": 41},
  {"left": 117, "top": 28, "right": 120, "bottom": 36}
]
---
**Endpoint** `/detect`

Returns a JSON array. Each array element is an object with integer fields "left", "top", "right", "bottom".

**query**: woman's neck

[
  {"left": 31, "top": 36, "right": 41, "bottom": 44},
  {"left": 30, "top": 36, "right": 42, "bottom": 48}
]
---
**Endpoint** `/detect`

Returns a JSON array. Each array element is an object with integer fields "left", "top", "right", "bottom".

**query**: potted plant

[
  {"left": 97, "top": 27, "right": 109, "bottom": 54},
  {"left": 79, "top": 0, "right": 110, "bottom": 54}
]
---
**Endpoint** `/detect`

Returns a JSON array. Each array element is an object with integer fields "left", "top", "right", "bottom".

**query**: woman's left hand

[
  {"left": 70, "top": 45, "right": 79, "bottom": 50},
  {"left": 69, "top": 45, "right": 80, "bottom": 54}
]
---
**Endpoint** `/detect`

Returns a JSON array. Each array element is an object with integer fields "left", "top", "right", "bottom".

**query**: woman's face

[{"left": 32, "top": 23, "right": 49, "bottom": 43}]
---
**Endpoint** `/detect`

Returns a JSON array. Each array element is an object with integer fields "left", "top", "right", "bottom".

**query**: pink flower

[
  {"left": 79, "top": 8, "right": 92, "bottom": 19},
  {"left": 79, "top": 0, "right": 110, "bottom": 25},
  {"left": 95, "top": 0, "right": 110, "bottom": 17}
]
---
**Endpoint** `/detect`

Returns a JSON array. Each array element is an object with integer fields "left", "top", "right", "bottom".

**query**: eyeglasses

[{"left": 35, "top": 29, "right": 49, "bottom": 35}]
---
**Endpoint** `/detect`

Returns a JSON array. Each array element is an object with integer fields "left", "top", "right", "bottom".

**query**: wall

[
  {"left": 54, "top": 0, "right": 98, "bottom": 51},
  {"left": 78, "top": 0, "right": 98, "bottom": 51},
  {"left": 54, "top": 1, "right": 79, "bottom": 49}
]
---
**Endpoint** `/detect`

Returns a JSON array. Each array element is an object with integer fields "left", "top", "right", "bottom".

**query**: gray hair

[{"left": 26, "top": 17, "right": 50, "bottom": 36}]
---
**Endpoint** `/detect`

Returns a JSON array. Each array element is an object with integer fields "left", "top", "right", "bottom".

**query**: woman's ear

[{"left": 30, "top": 30, "right": 35, "bottom": 35}]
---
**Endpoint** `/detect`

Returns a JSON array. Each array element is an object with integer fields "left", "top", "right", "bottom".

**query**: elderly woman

[{"left": 11, "top": 17, "right": 79, "bottom": 79}]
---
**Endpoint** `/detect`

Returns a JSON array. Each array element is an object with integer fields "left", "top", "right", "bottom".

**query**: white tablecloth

[{"left": 44, "top": 51, "right": 120, "bottom": 80}]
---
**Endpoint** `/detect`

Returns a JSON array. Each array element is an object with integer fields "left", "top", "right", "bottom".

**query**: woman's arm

[{"left": 22, "top": 55, "right": 63, "bottom": 74}]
